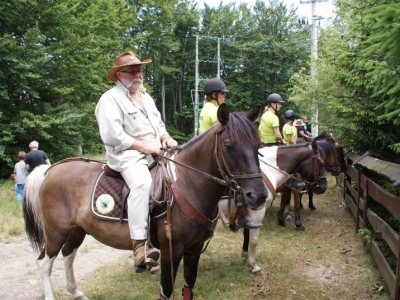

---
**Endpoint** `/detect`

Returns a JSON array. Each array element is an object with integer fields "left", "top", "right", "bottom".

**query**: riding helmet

[
  {"left": 204, "top": 78, "right": 229, "bottom": 95},
  {"left": 266, "top": 93, "right": 284, "bottom": 103},
  {"left": 284, "top": 110, "right": 296, "bottom": 120}
]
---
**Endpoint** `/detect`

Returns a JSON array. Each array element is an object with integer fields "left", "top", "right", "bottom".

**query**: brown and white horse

[
  {"left": 23, "top": 104, "right": 268, "bottom": 300},
  {"left": 219, "top": 139, "right": 328, "bottom": 274}
]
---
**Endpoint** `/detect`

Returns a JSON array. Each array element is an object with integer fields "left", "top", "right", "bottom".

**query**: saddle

[{"left": 91, "top": 156, "right": 166, "bottom": 222}]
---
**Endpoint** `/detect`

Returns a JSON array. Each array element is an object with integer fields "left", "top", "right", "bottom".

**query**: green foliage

[
  {"left": 0, "top": 0, "right": 310, "bottom": 177},
  {"left": 357, "top": 228, "right": 374, "bottom": 244},
  {"left": 0, "top": 0, "right": 131, "bottom": 176},
  {"left": 290, "top": 0, "right": 400, "bottom": 163}
]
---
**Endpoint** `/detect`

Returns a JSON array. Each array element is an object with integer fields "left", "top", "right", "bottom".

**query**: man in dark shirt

[{"left": 25, "top": 141, "right": 51, "bottom": 173}]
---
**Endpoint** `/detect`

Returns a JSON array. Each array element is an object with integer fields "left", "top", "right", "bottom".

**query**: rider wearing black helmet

[
  {"left": 199, "top": 78, "right": 228, "bottom": 134},
  {"left": 282, "top": 110, "right": 297, "bottom": 145},
  {"left": 258, "top": 93, "right": 285, "bottom": 146},
  {"left": 282, "top": 109, "right": 306, "bottom": 189}
]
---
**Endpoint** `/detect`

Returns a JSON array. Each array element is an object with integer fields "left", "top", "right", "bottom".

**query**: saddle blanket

[{"left": 91, "top": 171, "right": 129, "bottom": 222}]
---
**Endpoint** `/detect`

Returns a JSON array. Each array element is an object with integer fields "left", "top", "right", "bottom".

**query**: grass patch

[{"left": 0, "top": 179, "right": 24, "bottom": 243}]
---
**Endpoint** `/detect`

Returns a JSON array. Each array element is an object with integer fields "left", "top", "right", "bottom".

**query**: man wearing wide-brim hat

[
  {"left": 294, "top": 118, "right": 313, "bottom": 143},
  {"left": 95, "top": 51, "right": 177, "bottom": 273}
]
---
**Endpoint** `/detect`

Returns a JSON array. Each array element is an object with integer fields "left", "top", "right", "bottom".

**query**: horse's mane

[
  {"left": 314, "top": 131, "right": 336, "bottom": 143},
  {"left": 316, "top": 140, "right": 335, "bottom": 155},
  {"left": 176, "top": 111, "right": 260, "bottom": 153},
  {"left": 277, "top": 143, "right": 310, "bottom": 149}
]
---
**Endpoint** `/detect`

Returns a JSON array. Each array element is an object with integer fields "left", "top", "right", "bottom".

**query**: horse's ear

[
  {"left": 217, "top": 103, "right": 229, "bottom": 126},
  {"left": 248, "top": 105, "right": 261, "bottom": 122}
]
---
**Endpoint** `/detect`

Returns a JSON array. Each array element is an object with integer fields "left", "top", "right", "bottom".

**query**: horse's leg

[
  {"left": 299, "top": 192, "right": 304, "bottom": 209},
  {"left": 308, "top": 189, "right": 316, "bottom": 211},
  {"left": 38, "top": 229, "right": 71, "bottom": 300},
  {"left": 293, "top": 189, "right": 305, "bottom": 231},
  {"left": 242, "top": 227, "right": 249, "bottom": 261},
  {"left": 182, "top": 246, "right": 203, "bottom": 300},
  {"left": 61, "top": 227, "right": 88, "bottom": 300},
  {"left": 244, "top": 207, "right": 266, "bottom": 274},
  {"left": 37, "top": 249, "right": 57, "bottom": 300},
  {"left": 246, "top": 228, "right": 263, "bottom": 275},
  {"left": 159, "top": 246, "right": 183, "bottom": 300},
  {"left": 278, "top": 187, "right": 290, "bottom": 226}
]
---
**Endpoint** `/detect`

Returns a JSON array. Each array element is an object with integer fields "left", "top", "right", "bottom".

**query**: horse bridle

[
  {"left": 323, "top": 144, "right": 343, "bottom": 174},
  {"left": 306, "top": 145, "right": 327, "bottom": 189},
  {"left": 160, "top": 125, "right": 263, "bottom": 188},
  {"left": 213, "top": 124, "right": 263, "bottom": 192}
]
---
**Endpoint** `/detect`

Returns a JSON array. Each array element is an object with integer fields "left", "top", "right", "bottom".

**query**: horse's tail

[{"left": 23, "top": 165, "right": 51, "bottom": 253}]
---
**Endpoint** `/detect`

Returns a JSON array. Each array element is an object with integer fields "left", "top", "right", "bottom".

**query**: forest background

[{"left": 1, "top": 0, "right": 399, "bottom": 178}]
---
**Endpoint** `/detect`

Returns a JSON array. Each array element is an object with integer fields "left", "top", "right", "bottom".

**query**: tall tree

[{"left": 0, "top": 0, "right": 132, "bottom": 176}]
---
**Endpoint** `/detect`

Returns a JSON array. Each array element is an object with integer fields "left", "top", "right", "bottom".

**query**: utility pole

[
  {"left": 193, "top": 36, "right": 222, "bottom": 136},
  {"left": 300, "top": 0, "right": 328, "bottom": 137},
  {"left": 194, "top": 35, "right": 199, "bottom": 136}
]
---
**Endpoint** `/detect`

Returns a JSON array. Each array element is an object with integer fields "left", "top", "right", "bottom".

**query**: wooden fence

[{"left": 336, "top": 152, "right": 400, "bottom": 299}]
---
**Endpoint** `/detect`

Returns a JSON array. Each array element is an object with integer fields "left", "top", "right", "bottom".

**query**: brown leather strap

[
  {"left": 171, "top": 182, "right": 217, "bottom": 232},
  {"left": 261, "top": 172, "right": 277, "bottom": 198}
]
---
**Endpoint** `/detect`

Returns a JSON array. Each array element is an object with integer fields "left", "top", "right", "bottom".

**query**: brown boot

[
  {"left": 132, "top": 240, "right": 160, "bottom": 273},
  {"left": 237, "top": 201, "right": 262, "bottom": 229}
]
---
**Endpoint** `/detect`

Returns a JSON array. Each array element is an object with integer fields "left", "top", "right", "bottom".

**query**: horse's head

[
  {"left": 216, "top": 104, "right": 268, "bottom": 209},
  {"left": 316, "top": 132, "right": 346, "bottom": 176},
  {"left": 310, "top": 139, "right": 328, "bottom": 194}
]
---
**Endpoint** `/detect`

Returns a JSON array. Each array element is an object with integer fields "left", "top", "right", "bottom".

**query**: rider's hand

[
  {"left": 162, "top": 136, "right": 178, "bottom": 149},
  {"left": 130, "top": 140, "right": 160, "bottom": 154}
]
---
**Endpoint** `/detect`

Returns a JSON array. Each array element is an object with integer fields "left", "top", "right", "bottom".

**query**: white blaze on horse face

[{"left": 258, "top": 146, "right": 291, "bottom": 193}]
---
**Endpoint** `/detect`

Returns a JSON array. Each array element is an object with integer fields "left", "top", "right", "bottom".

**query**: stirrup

[{"left": 144, "top": 241, "right": 160, "bottom": 267}]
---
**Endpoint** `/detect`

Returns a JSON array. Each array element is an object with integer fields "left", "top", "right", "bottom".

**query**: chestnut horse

[
  {"left": 219, "top": 139, "right": 328, "bottom": 274},
  {"left": 23, "top": 104, "right": 268, "bottom": 300},
  {"left": 280, "top": 132, "right": 346, "bottom": 230}
]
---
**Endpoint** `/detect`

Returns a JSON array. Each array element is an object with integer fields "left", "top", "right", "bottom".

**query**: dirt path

[{"left": 0, "top": 234, "right": 128, "bottom": 299}]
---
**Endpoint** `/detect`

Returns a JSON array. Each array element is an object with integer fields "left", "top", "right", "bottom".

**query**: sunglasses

[{"left": 119, "top": 69, "right": 142, "bottom": 75}]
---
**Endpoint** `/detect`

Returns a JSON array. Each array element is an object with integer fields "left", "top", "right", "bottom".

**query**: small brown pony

[{"left": 23, "top": 103, "right": 268, "bottom": 300}]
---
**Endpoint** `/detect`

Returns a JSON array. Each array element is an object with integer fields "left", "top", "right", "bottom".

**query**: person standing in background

[
  {"left": 14, "top": 151, "right": 27, "bottom": 203},
  {"left": 25, "top": 141, "right": 51, "bottom": 174}
]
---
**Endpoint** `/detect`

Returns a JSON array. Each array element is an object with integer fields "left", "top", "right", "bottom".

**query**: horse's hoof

[
  {"left": 296, "top": 225, "right": 305, "bottom": 231},
  {"left": 251, "top": 265, "right": 262, "bottom": 275},
  {"left": 278, "top": 220, "right": 286, "bottom": 227},
  {"left": 73, "top": 292, "right": 89, "bottom": 300},
  {"left": 241, "top": 251, "right": 248, "bottom": 261},
  {"left": 310, "top": 206, "right": 316, "bottom": 211}
]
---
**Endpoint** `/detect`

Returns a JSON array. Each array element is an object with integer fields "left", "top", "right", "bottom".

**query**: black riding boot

[
  {"left": 289, "top": 177, "right": 305, "bottom": 190},
  {"left": 237, "top": 201, "right": 262, "bottom": 229}
]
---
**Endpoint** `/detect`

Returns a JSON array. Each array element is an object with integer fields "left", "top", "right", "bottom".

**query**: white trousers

[{"left": 121, "top": 164, "right": 152, "bottom": 240}]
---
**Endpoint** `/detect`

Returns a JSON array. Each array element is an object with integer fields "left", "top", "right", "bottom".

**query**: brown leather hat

[{"left": 107, "top": 51, "right": 151, "bottom": 81}]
